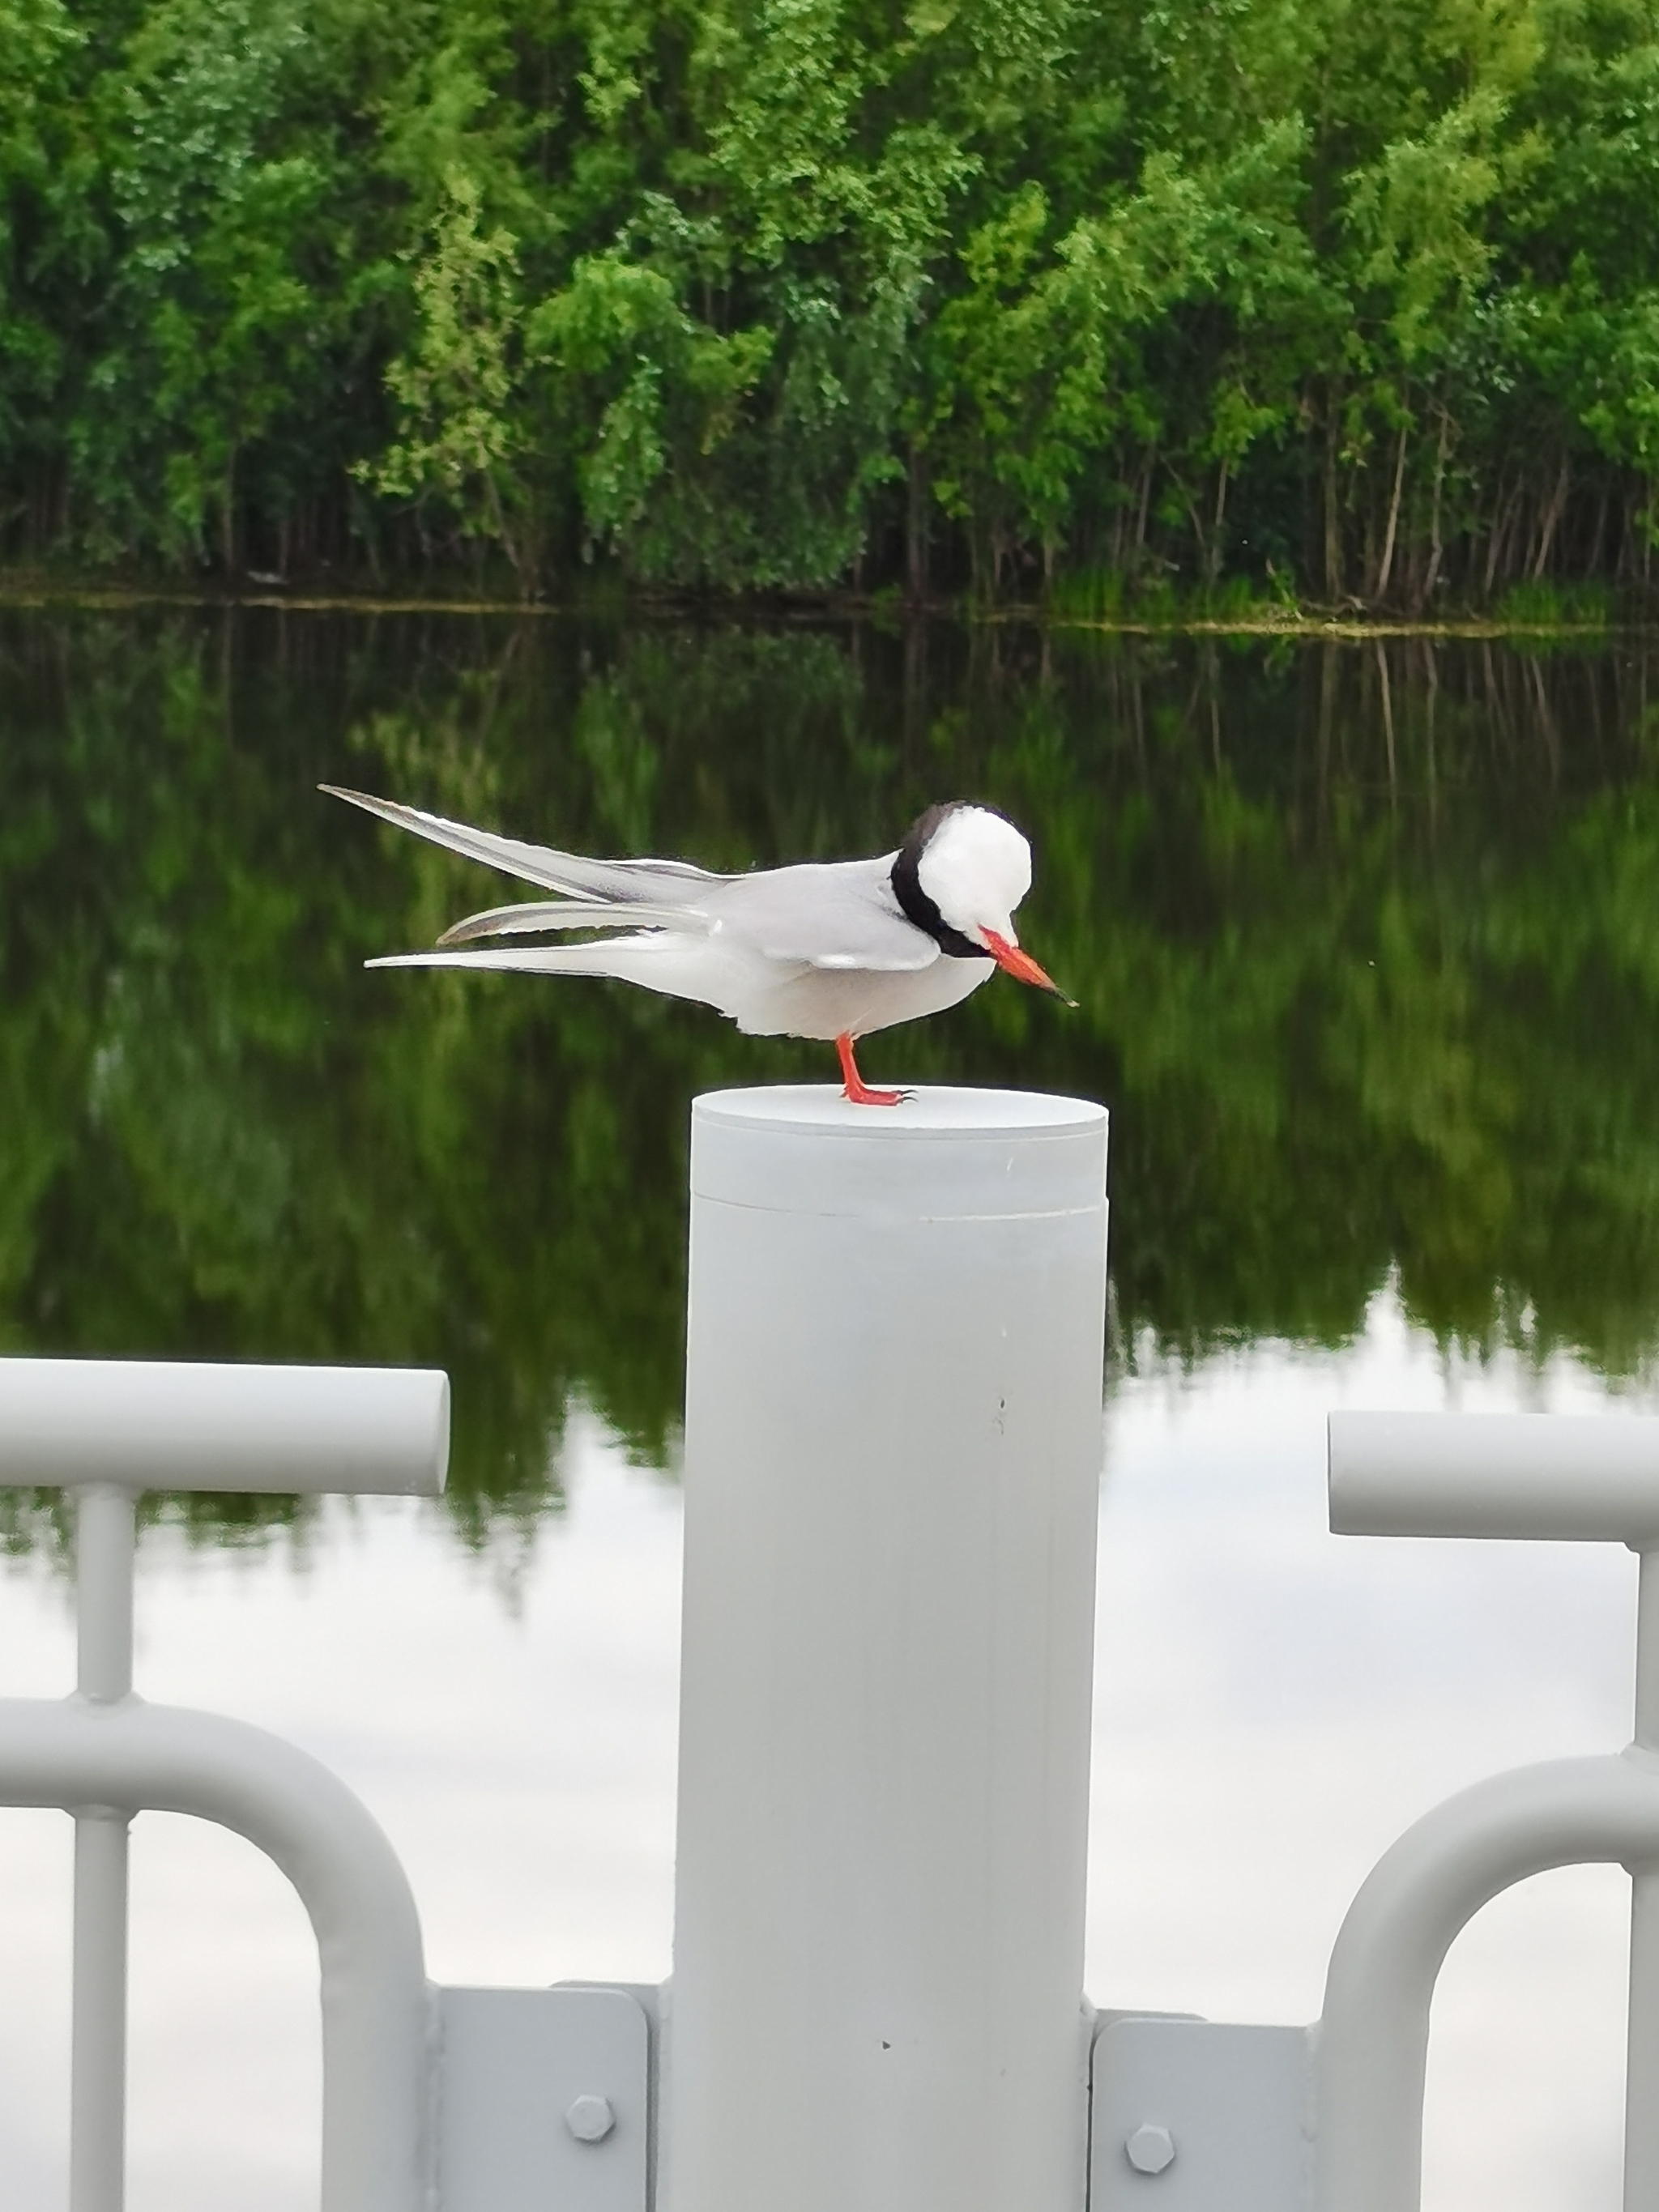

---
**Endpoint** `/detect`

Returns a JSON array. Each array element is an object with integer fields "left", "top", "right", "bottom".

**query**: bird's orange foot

[{"left": 835, "top": 1033, "right": 911, "bottom": 1107}]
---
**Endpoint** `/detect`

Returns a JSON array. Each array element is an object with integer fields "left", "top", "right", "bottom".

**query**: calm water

[
  {"left": 3, "top": 611, "right": 1659, "bottom": 1517},
  {"left": 2, "top": 611, "right": 1657, "bottom": 2210}
]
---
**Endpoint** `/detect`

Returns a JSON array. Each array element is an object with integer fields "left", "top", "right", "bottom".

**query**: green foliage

[
  {"left": 367, "top": 167, "right": 536, "bottom": 581},
  {"left": 1492, "top": 577, "right": 1612, "bottom": 625},
  {"left": 4, "top": 0, "right": 1659, "bottom": 601}
]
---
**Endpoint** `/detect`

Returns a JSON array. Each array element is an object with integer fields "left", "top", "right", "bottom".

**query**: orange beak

[{"left": 980, "top": 928, "right": 1077, "bottom": 1006}]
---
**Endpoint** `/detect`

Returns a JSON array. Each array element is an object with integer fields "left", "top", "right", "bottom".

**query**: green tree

[{"left": 367, "top": 166, "right": 539, "bottom": 586}]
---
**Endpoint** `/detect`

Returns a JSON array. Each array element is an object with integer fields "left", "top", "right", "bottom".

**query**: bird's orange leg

[{"left": 836, "top": 1033, "right": 908, "bottom": 1107}]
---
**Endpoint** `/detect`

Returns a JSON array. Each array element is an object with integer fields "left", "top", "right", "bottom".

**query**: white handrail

[
  {"left": 1314, "top": 1752, "right": 1659, "bottom": 2212},
  {"left": 1328, "top": 1408, "right": 1659, "bottom": 1542},
  {"left": 0, "top": 1358, "right": 449, "bottom": 1494},
  {"left": 0, "top": 1698, "right": 432, "bottom": 2212},
  {"left": 1324, "top": 1411, "right": 1659, "bottom": 2212}
]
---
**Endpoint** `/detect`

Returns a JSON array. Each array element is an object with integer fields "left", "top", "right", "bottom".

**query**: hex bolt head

[
  {"left": 565, "top": 2093, "right": 617, "bottom": 2144},
  {"left": 1124, "top": 2122, "right": 1176, "bottom": 2176}
]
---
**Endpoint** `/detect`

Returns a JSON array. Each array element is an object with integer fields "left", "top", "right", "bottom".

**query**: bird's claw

[{"left": 842, "top": 1082, "right": 913, "bottom": 1107}]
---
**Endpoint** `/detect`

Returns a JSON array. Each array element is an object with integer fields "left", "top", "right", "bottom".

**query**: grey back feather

[{"left": 321, "top": 785, "right": 732, "bottom": 904}]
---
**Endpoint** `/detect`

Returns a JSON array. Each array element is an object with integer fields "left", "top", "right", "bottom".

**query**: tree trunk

[
  {"left": 1323, "top": 386, "right": 1342, "bottom": 602},
  {"left": 906, "top": 443, "right": 928, "bottom": 604},
  {"left": 220, "top": 446, "right": 237, "bottom": 578},
  {"left": 1416, "top": 410, "right": 1450, "bottom": 612},
  {"left": 1375, "top": 416, "right": 1409, "bottom": 602},
  {"left": 1210, "top": 458, "right": 1229, "bottom": 585},
  {"left": 1485, "top": 472, "right": 1523, "bottom": 599},
  {"left": 1584, "top": 480, "right": 1609, "bottom": 579},
  {"left": 1182, "top": 479, "right": 1209, "bottom": 585},
  {"left": 1530, "top": 452, "right": 1572, "bottom": 581},
  {"left": 1134, "top": 445, "right": 1156, "bottom": 566}
]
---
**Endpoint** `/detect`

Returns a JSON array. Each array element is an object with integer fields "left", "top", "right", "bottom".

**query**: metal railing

[
  {"left": 0, "top": 1358, "right": 449, "bottom": 2212},
  {"left": 1315, "top": 1412, "right": 1659, "bottom": 2212}
]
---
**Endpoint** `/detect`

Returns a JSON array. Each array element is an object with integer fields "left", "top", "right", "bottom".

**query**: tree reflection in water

[{"left": 2, "top": 610, "right": 1656, "bottom": 1532}]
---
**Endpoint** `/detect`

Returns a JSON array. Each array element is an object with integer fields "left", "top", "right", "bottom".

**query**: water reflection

[{"left": 2, "top": 610, "right": 1657, "bottom": 1524}]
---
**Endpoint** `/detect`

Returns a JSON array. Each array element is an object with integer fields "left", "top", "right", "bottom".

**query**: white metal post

[
  {"left": 70, "top": 1481, "right": 136, "bottom": 2212},
  {"left": 664, "top": 1087, "right": 1109, "bottom": 2212},
  {"left": 1627, "top": 1547, "right": 1659, "bottom": 2212}
]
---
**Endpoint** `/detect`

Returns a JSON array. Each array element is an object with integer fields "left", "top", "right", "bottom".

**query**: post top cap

[
  {"left": 693, "top": 1085, "right": 1107, "bottom": 1140},
  {"left": 691, "top": 1086, "right": 1107, "bottom": 1219}
]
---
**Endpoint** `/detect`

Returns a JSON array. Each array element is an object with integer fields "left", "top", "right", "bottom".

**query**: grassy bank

[{"left": 0, "top": 569, "right": 1636, "bottom": 640}]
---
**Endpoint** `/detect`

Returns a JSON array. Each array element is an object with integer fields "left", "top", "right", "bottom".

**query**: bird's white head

[
  {"left": 893, "top": 801, "right": 1073, "bottom": 999},
  {"left": 915, "top": 804, "right": 1033, "bottom": 947}
]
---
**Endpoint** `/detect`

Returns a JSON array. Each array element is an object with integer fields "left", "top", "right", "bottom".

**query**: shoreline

[{"left": 0, "top": 577, "right": 1634, "bottom": 641}]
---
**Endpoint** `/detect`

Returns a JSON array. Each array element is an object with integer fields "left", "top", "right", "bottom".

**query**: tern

[{"left": 322, "top": 786, "right": 1072, "bottom": 1104}]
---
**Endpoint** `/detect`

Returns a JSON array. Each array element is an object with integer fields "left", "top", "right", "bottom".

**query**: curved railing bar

[
  {"left": 0, "top": 1694, "right": 431, "bottom": 2212},
  {"left": 1314, "top": 1750, "right": 1659, "bottom": 2212}
]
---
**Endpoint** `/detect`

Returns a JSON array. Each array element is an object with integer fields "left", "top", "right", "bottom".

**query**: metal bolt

[
  {"left": 565, "top": 2093, "right": 616, "bottom": 2144},
  {"left": 1124, "top": 2122, "right": 1176, "bottom": 2176}
]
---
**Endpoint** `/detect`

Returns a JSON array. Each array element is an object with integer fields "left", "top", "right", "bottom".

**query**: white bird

[{"left": 322, "top": 786, "right": 1071, "bottom": 1105}]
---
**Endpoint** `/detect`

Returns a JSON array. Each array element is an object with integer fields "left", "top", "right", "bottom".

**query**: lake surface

[
  {"left": 2, "top": 610, "right": 1658, "bottom": 2210},
  {"left": 5, "top": 609, "right": 1659, "bottom": 1501}
]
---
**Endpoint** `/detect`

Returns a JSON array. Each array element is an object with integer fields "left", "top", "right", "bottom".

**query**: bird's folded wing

[
  {"left": 708, "top": 859, "right": 939, "bottom": 972},
  {"left": 366, "top": 945, "right": 641, "bottom": 972},
  {"left": 437, "top": 898, "right": 712, "bottom": 947},
  {"left": 320, "top": 786, "right": 731, "bottom": 903}
]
